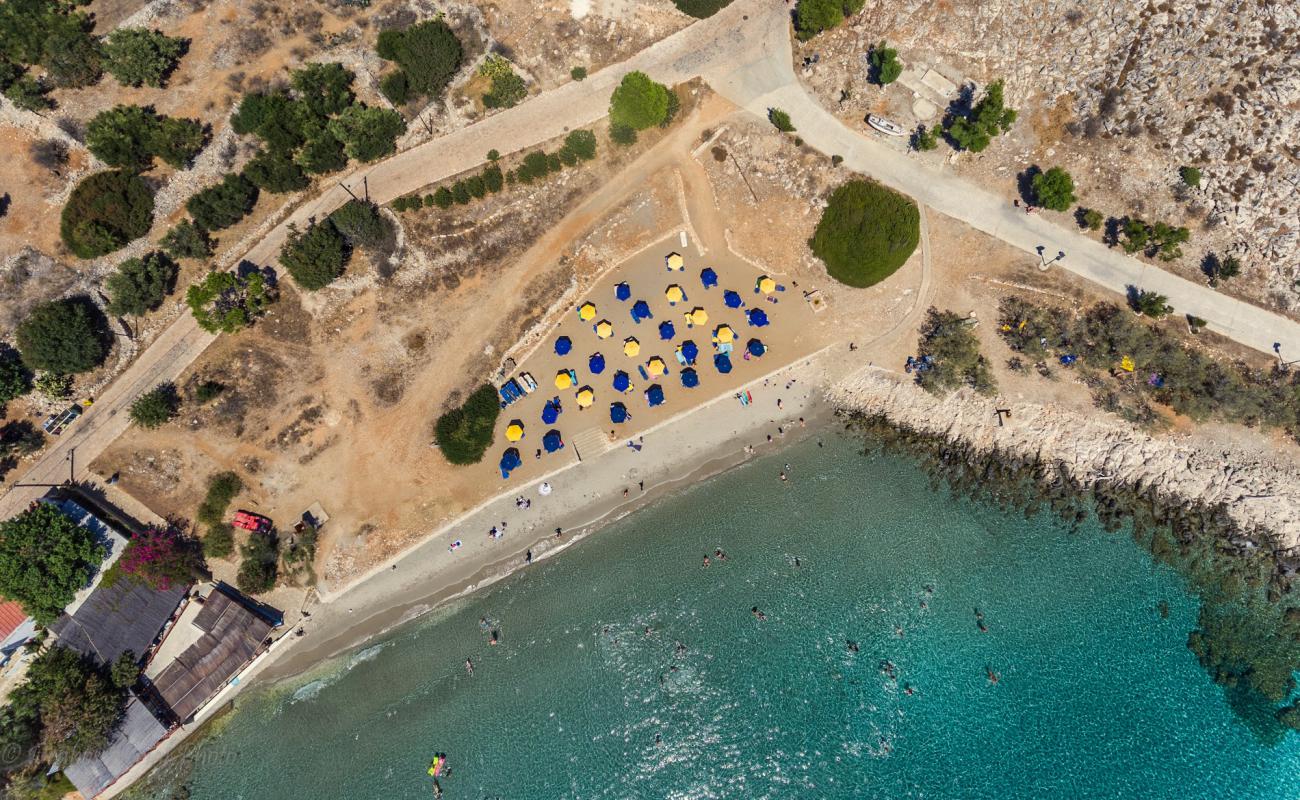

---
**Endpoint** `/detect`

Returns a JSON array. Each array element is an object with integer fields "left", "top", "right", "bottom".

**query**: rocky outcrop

[{"left": 827, "top": 367, "right": 1300, "bottom": 550}]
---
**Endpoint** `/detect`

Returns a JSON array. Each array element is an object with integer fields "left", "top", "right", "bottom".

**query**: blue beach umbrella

[
  {"left": 680, "top": 367, "right": 699, "bottom": 388},
  {"left": 747, "top": 308, "right": 769, "bottom": 327},
  {"left": 610, "top": 402, "right": 628, "bottom": 423},
  {"left": 679, "top": 340, "right": 699, "bottom": 364},
  {"left": 499, "top": 447, "right": 522, "bottom": 478},
  {"left": 700, "top": 268, "right": 718, "bottom": 289},
  {"left": 543, "top": 430, "right": 564, "bottom": 453},
  {"left": 723, "top": 290, "right": 743, "bottom": 309},
  {"left": 588, "top": 352, "right": 606, "bottom": 374},
  {"left": 612, "top": 370, "right": 630, "bottom": 392},
  {"left": 631, "top": 300, "right": 652, "bottom": 321},
  {"left": 658, "top": 320, "right": 676, "bottom": 341},
  {"left": 645, "top": 384, "right": 665, "bottom": 407},
  {"left": 554, "top": 335, "right": 572, "bottom": 355},
  {"left": 541, "top": 398, "right": 561, "bottom": 424},
  {"left": 747, "top": 338, "right": 767, "bottom": 357},
  {"left": 615, "top": 282, "right": 631, "bottom": 301},
  {"left": 713, "top": 353, "right": 732, "bottom": 374}
]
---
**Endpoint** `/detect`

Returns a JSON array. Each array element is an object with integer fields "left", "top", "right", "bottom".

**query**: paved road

[{"left": 5, "top": 0, "right": 1299, "bottom": 519}]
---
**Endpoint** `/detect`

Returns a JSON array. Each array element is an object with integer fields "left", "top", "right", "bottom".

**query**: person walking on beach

[{"left": 525, "top": 549, "right": 533, "bottom": 565}]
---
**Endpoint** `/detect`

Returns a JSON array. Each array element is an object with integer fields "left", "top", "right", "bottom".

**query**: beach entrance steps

[{"left": 569, "top": 428, "right": 616, "bottom": 462}]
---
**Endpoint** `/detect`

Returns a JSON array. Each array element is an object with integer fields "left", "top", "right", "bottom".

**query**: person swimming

[
  {"left": 986, "top": 665, "right": 999, "bottom": 684},
  {"left": 846, "top": 640, "right": 859, "bottom": 653},
  {"left": 465, "top": 658, "right": 474, "bottom": 676},
  {"left": 702, "top": 554, "right": 711, "bottom": 568},
  {"left": 751, "top": 606, "right": 767, "bottom": 621},
  {"left": 489, "top": 630, "right": 499, "bottom": 645}
]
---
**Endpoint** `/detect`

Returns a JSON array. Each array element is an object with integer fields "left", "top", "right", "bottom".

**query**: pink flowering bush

[{"left": 116, "top": 526, "right": 206, "bottom": 590}]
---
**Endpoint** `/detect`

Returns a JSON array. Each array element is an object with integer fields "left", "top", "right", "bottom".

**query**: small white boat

[{"left": 866, "top": 114, "right": 906, "bottom": 137}]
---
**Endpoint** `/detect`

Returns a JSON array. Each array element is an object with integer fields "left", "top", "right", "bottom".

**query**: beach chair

[{"left": 637, "top": 365, "right": 650, "bottom": 380}]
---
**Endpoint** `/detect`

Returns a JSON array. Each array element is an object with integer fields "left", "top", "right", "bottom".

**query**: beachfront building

[
  {"left": 50, "top": 576, "right": 189, "bottom": 667},
  {"left": 63, "top": 691, "right": 171, "bottom": 799}
]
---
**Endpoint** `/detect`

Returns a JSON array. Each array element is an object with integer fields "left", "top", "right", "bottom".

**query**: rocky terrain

[
  {"left": 828, "top": 367, "right": 1300, "bottom": 552},
  {"left": 798, "top": 0, "right": 1299, "bottom": 311}
]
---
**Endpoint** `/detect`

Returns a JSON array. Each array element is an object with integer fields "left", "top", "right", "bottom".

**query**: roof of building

[
  {"left": 63, "top": 692, "right": 169, "bottom": 799},
  {"left": 0, "top": 600, "right": 28, "bottom": 642},
  {"left": 151, "top": 586, "right": 273, "bottom": 722},
  {"left": 50, "top": 577, "right": 187, "bottom": 667}
]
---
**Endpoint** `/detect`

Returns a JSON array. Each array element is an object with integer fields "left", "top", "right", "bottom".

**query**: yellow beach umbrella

[
  {"left": 714, "top": 324, "right": 734, "bottom": 344},
  {"left": 646, "top": 356, "right": 666, "bottom": 376},
  {"left": 687, "top": 307, "right": 708, "bottom": 326},
  {"left": 595, "top": 319, "right": 613, "bottom": 339},
  {"left": 623, "top": 337, "right": 641, "bottom": 357},
  {"left": 665, "top": 252, "right": 684, "bottom": 271},
  {"left": 575, "top": 387, "right": 594, "bottom": 407},
  {"left": 505, "top": 421, "right": 525, "bottom": 442},
  {"left": 665, "top": 284, "right": 684, "bottom": 304},
  {"left": 578, "top": 302, "right": 597, "bottom": 321},
  {"left": 555, "top": 370, "right": 573, "bottom": 390},
  {"left": 757, "top": 276, "right": 776, "bottom": 295}
]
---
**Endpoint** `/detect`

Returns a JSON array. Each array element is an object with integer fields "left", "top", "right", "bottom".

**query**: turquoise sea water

[{"left": 135, "top": 433, "right": 1300, "bottom": 799}]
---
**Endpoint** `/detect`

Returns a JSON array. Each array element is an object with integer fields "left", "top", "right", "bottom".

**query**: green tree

[
  {"left": 186, "top": 173, "right": 259, "bottom": 231},
  {"left": 15, "top": 297, "right": 109, "bottom": 375},
  {"left": 160, "top": 219, "right": 213, "bottom": 260},
  {"left": 571, "top": 66, "right": 587, "bottom": 81},
  {"left": 196, "top": 471, "right": 242, "bottom": 528},
  {"left": 297, "top": 133, "right": 348, "bottom": 175},
  {"left": 186, "top": 270, "right": 275, "bottom": 333},
  {"left": 290, "top": 61, "right": 355, "bottom": 117},
  {"left": 1030, "top": 166, "right": 1076, "bottom": 212},
  {"left": 129, "top": 382, "right": 180, "bottom": 428},
  {"left": 329, "top": 199, "right": 389, "bottom": 249},
  {"left": 0, "top": 343, "right": 32, "bottom": 406},
  {"left": 105, "top": 251, "right": 178, "bottom": 317},
  {"left": 102, "top": 28, "right": 185, "bottom": 88},
  {"left": 280, "top": 220, "right": 348, "bottom": 290},
  {"left": 4, "top": 75, "right": 53, "bottom": 111},
  {"left": 0, "top": 504, "right": 103, "bottom": 625},
  {"left": 869, "top": 41, "right": 902, "bottom": 85},
  {"left": 327, "top": 104, "right": 405, "bottom": 162},
  {"left": 794, "top": 0, "right": 860, "bottom": 39},
  {"left": 466, "top": 174, "right": 486, "bottom": 198},
  {"left": 7, "top": 646, "right": 124, "bottom": 764},
  {"left": 912, "top": 123, "right": 941, "bottom": 151},
  {"left": 916, "top": 307, "right": 996, "bottom": 396},
  {"left": 151, "top": 115, "right": 207, "bottom": 169},
  {"left": 203, "top": 523, "right": 234, "bottom": 559},
  {"left": 1151, "top": 221, "right": 1190, "bottom": 262},
  {"left": 40, "top": 20, "right": 102, "bottom": 88},
  {"left": 610, "top": 122, "right": 637, "bottom": 146},
  {"left": 452, "top": 181, "right": 471, "bottom": 204},
  {"left": 110, "top": 652, "right": 140, "bottom": 689},
  {"left": 433, "top": 186, "right": 454, "bottom": 208},
  {"left": 236, "top": 532, "right": 279, "bottom": 595},
  {"left": 609, "top": 71, "right": 670, "bottom": 131},
  {"left": 244, "top": 148, "right": 310, "bottom": 193},
  {"left": 1120, "top": 217, "right": 1150, "bottom": 254},
  {"left": 670, "top": 0, "right": 733, "bottom": 16},
  {"left": 946, "top": 80, "right": 1017, "bottom": 153},
  {"left": 564, "top": 129, "right": 597, "bottom": 161},
  {"left": 379, "top": 70, "right": 409, "bottom": 105},
  {"left": 375, "top": 20, "right": 463, "bottom": 103},
  {"left": 85, "top": 105, "right": 158, "bottom": 170},
  {"left": 1179, "top": 166, "right": 1201, "bottom": 188},
  {"left": 482, "top": 165, "right": 504, "bottom": 192},
  {"left": 767, "top": 107, "right": 796, "bottom": 132},
  {"left": 809, "top": 179, "right": 920, "bottom": 288},
  {"left": 1130, "top": 289, "right": 1172, "bottom": 318},
  {"left": 434, "top": 384, "right": 500, "bottom": 464},
  {"left": 1080, "top": 208, "right": 1104, "bottom": 231}
]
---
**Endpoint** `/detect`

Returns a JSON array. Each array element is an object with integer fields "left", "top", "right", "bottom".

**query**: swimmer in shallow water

[
  {"left": 465, "top": 658, "right": 474, "bottom": 676},
  {"left": 846, "top": 640, "right": 859, "bottom": 653}
]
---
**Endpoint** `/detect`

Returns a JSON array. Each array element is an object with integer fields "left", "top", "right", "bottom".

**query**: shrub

[
  {"left": 1080, "top": 208, "right": 1104, "bottom": 231},
  {"left": 379, "top": 70, "right": 409, "bottom": 105},
  {"left": 86, "top": 105, "right": 205, "bottom": 170},
  {"left": 102, "top": 28, "right": 185, "bottom": 88},
  {"left": 193, "top": 379, "right": 225, "bottom": 403},
  {"left": 482, "top": 165, "right": 504, "bottom": 193},
  {"left": 297, "top": 133, "right": 348, "bottom": 175},
  {"left": 795, "top": 0, "right": 863, "bottom": 39},
  {"left": 670, "top": 0, "right": 733, "bottom": 16},
  {"left": 60, "top": 170, "right": 154, "bottom": 258},
  {"left": 946, "top": 80, "right": 1017, "bottom": 153},
  {"left": 203, "top": 523, "right": 235, "bottom": 559},
  {"left": 1, "top": 343, "right": 33, "bottom": 406},
  {"left": 433, "top": 186, "right": 454, "bottom": 208},
  {"left": 376, "top": 20, "right": 463, "bottom": 103},
  {"left": 452, "top": 181, "right": 471, "bottom": 203},
  {"left": 1120, "top": 217, "right": 1150, "bottom": 253},
  {"left": 291, "top": 61, "right": 355, "bottom": 117},
  {"left": 129, "top": 382, "right": 180, "bottom": 428},
  {"left": 4, "top": 75, "right": 53, "bottom": 111},
  {"left": 571, "top": 66, "right": 587, "bottom": 81},
  {"left": 869, "top": 41, "right": 902, "bottom": 84},
  {"left": 831, "top": 154, "right": 843, "bottom": 166},
  {"left": 34, "top": 372, "right": 71, "bottom": 399},
  {"left": 767, "top": 108, "right": 795, "bottom": 132},
  {"left": 912, "top": 124, "right": 941, "bottom": 151},
  {"left": 160, "top": 219, "right": 213, "bottom": 260},
  {"left": 186, "top": 173, "right": 258, "bottom": 230},
  {"left": 236, "top": 531, "right": 279, "bottom": 594},
  {"left": 810, "top": 179, "right": 920, "bottom": 288},
  {"left": 327, "top": 104, "right": 405, "bottom": 162},
  {"left": 16, "top": 297, "right": 110, "bottom": 375},
  {"left": 915, "top": 307, "right": 996, "bottom": 396},
  {"left": 1129, "top": 288, "right": 1172, "bottom": 318},
  {"left": 330, "top": 199, "right": 389, "bottom": 249},
  {"left": 609, "top": 71, "right": 671, "bottom": 131},
  {"left": 465, "top": 175, "right": 485, "bottom": 199},
  {"left": 1179, "top": 166, "right": 1201, "bottom": 188},
  {"left": 1030, "top": 166, "right": 1076, "bottom": 212},
  {"left": 564, "top": 129, "right": 597, "bottom": 161},
  {"left": 610, "top": 122, "right": 637, "bottom": 146},
  {"left": 196, "top": 471, "right": 242, "bottom": 528},
  {"left": 244, "top": 148, "right": 309, "bottom": 193},
  {"left": 105, "top": 251, "right": 178, "bottom": 317},
  {"left": 280, "top": 220, "right": 348, "bottom": 290},
  {"left": 186, "top": 269, "right": 275, "bottom": 333},
  {"left": 434, "top": 384, "right": 500, "bottom": 465},
  {"left": 487, "top": 149, "right": 500, "bottom": 162},
  {"left": 482, "top": 65, "right": 527, "bottom": 109},
  {"left": 0, "top": 504, "right": 103, "bottom": 625},
  {"left": 115, "top": 525, "right": 203, "bottom": 590}
]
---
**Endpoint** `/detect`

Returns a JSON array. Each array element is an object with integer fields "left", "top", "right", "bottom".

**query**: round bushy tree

[
  {"left": 129, "top": 382, "right": 180, "bottom": 428},
  {"left": 60, "top": 170, "right": 154, "bottom": 258},
  {"left": 0, "top": 504, "right": 104, "bottom": 625},
  {"left": 105, "top": 251, "right": 178, "bottom": 317},
  {"left": 1031, "top": 166, "right": 1076, "bottom": 212},
  {"left": 809, "top": 179, "right": 919, "bottom": 288},
  {"left": 16, "top": 296, "right": 111, "bottom": 375},
  {"left": 279, "top": 220, "right": 349, "bottom": 290},
  {"left": 609, "top": 71, "right": 670, "bottom": 131}
]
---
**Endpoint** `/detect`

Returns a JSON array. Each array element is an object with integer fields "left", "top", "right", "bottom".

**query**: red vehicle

[{"left": 232, "top": 510, "right": 273, "bottom": 533}]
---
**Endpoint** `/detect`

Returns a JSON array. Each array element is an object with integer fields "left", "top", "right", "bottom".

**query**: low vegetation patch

[
  {"left": 196, "top": 472, "right": 242, "bottom": 560},
  {"left": 809, "top": 179, "right": 919, "bottom": 288},
  {"left": 434, "top": 384, "right": 500, "bottom": 465},
  {"left": 794, "top": 0, "right": 864, "bottom": 40},
  {"left": 480, "top": 55, "right": 527, "bottom": 109},
  {"left": 129, "top": 382, "right": 180, "bottom": 429},
  {"left": 60, "top": 170, "right": 154, "bottom": 258}
]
